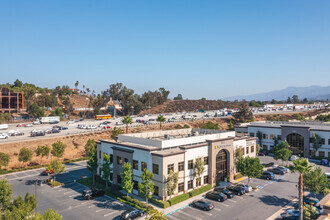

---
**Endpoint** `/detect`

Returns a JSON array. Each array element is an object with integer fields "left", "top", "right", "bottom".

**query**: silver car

[{"left": 237, "top": 184, "right": 253, "bottom": 192}]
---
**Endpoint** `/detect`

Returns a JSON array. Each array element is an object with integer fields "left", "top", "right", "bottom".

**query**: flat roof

[{"left": 247, "top": 121, "right": 330, "bottom": 131}]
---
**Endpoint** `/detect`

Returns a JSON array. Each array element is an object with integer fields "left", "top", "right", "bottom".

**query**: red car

[
  {"left": 103, "top": 125, "right": 111, "bottom": 129},
  {"left": 16, "top": 123, "right": 26, "bottom": 127},
  {"left": 42, "top": 169, "right": 54, "bottom": 176}
]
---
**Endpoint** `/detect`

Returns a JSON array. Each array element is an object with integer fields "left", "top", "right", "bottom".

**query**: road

[{"left": 0, "top": 108, "right": 312, "bottom": 144}]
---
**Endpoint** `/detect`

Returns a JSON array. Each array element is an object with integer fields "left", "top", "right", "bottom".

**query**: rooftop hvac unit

[
  {"left": 164, "top": 134, "right": 171, "bottom": 139},
  {"left": 192, "top": 131, "right": 199, "bottom": 136}
]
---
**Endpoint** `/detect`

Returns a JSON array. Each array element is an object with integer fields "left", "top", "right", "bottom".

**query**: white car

[
  {"left": 67, "top": 120, "right": 75, "bottom": 124},
  {"left": 290, "top": 155, "right": 299, "bottom": 161},
  {"left": 25, "top": 124, "right": 33, "bottom": 127},
  {"left": 116, "top": 122, "right": 124, "bottom": 125},
  {"left": 0, "top": 133, "right": 9, "bottom": 139},
  {"left": 87, "top": 125, "right": 97, "bottom": 129},
  {"left": 7, "top": 130, "right": 24, "bottom": 136}
]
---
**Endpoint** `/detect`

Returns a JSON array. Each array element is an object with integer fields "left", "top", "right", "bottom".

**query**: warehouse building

[
  {"left": 97, "top": 128, "right": 257, "bottom": 201},
  {"left": 0, "top": 88, "right": 24, "bottom": 113}
]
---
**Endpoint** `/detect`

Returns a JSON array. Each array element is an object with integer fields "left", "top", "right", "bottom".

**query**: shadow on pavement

[{"left": 259, "top": 195, "right": 291, "bottom": 207}]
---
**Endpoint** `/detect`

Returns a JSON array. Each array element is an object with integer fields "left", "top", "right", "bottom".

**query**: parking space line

[
  {"left": 167, "top": 215, "right": 181, "bottom": 220},
  {"left": 180, "top": 210, "right": 204, "bottom": 219},
  {"left": 88, "top": 205, "right": 96, "bottom": 208},
  {"left": 213, "top": 207, "right": 221, "bottom": 212},
  {"left": 218, "top": 202, "right": 229, "bottom": 207},
  {"left": 227, "top": 199, "right": 237, "bottom": 203},
  {"left": 187, "top": 206, "right": 213, "bottom": 216},
  {"left": 69, "top": 193, "right": 81, "bottom": 198},
  {"left": 235, "top": 196, "right": 243, "bottom": 199},
  {"left": 104, "top": 210, "right": 120, "bottom": 217},
  {"left": 96, "top": 209, "right": 106, "bottom": 212}
]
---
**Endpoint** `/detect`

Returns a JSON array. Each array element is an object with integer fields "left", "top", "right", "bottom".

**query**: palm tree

[
  {"left": 290, "top": 158, "right": 313, "bottom": 220},
  {"left": 75, "top": 81, "right": 79, "bottom": 89},
  {"left": 156, "top": 115, "right": 166, "bottom": 130},
  {"left": 122, "top": 115, "right": 133, "bottom": 133}
]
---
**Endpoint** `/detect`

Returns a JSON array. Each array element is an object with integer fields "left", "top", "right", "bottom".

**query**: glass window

[
  {"left": 251, "top": 145, "right": 254, "bottom": 153},
  {"left": 154, "top": 185, "right": 159, "bottom": 196},
  {"left": 263, "top": 134, "right": 268, "bottom": 139},
  {"left": 153, "top": 164, "right": 159, "bottom": 175},
  {"left": 277, "top": 135, "right": 281, "bottom": 140},
  {"left": 99, "top": 151, "right": 101, "bottom": 159},
  {"left": 117, "top": 156, "right": 122, "bottom": 165},
  {"left": 99, "top": 167, "right": 101, "bottom": 176},
  {"left": 196, "top": 177, "right": 201, "bottom": 187},
  {"left": 249, "top": 132, "right": 254, "bottom": 137},
  {"left": 328, "top": 139, "right": 330, "bottom": 145},
  {"left": 133, "top": 180, "right": 138, "bottom": 190},
  {"left": 168, "top": 164, "right": 174, "bottom": 174},
  {"left": 110, "top": 154, "right": 113, "bottom": 163},
  {"left": 124, "top": 158, "right": 129, "bottom": 163},
  {"left": 204, "top": 175, "right": 208, "bottom": 184},
  {"left": 263, "top": 145, "right": 268, "bottom": 150},
  {"left": 117, "top": 175, "right": 121, "bottom": 184},
  {"left": 319, "top": 151, "right": 325, "bottom": 157},
  {"left": 270, "top": 134, "right": 275, "bottom": 140},
  {"left": 188, "top": 160, "right": 193, "bottom": 169},
  {"left": 188, "top": 180, "right": 193, "bottom": 189},
  {"left": 178, "top": 183, "right": 184, "bottom": 192},
  {"left": 141, "top": 162, "right": 147, "bottom": 171},
  {"left": 110, "top": 173, "right": 113, "bottom": 181},
  {"left": 321, "top": 139, "right": 325, "bottom": 145},
  {"left": 133, "top": 160, "right": 138, "bottom": 170},
  {"left": 246, "top": 147, "right": 249, "bottom": 154},
  {"left": 204, "top": 157, "right": 208, "bottom": 165},
  {"left": 178, "top": 162, "right": 184, "bottom": 171}
]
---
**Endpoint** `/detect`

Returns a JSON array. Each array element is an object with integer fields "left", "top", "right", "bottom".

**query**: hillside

[
  {"left": 140, "top": 100, "right": 238, "bottom": 114},
  {"left": 224, "top": 85, "right": 330, "bottom": 101}
]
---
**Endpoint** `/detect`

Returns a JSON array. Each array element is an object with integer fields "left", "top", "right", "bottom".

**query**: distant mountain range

[{"left": 223, "top": 86, "right": 330, "bottom": 101}]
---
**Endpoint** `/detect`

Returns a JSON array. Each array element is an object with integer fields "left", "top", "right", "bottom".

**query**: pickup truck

[{"left": 82, "top": 188, "right": 105, "bottom": 200}]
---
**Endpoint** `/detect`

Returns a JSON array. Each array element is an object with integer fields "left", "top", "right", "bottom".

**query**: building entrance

[
  {"left": 216, "top": 149, "right": 228, "bottom": 182},
  {"left": 286, "top": 133, "right": 304, "bottom": 155}
]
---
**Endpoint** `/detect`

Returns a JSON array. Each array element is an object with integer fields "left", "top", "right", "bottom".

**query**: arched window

[
  {"left": 286, "top": 133, "right": 304, "bottom": 155},
  {"left": 216, "top": 150, "right": 228, "bottom": 181}
]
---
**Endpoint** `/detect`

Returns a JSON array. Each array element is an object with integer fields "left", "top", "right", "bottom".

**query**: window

[
  {"left": 99, "top": 168, "right": 102, "bottom": 176},
  {"left": 277, "top": 135, "right": 282, "bottom": 140},
  {"left": 321, "top": 138, "right": 325, "bottom": 145},
  {"left": 270, "top": 134, "right": 275, "bottom": 140},
  {"left": 117, "top": 175, "right": 121, "bottom": 184},
  {"left": 328, "top": 152, "right": 330, "bottom": 158},
  {"left": 110, "top": 154, "right": 113, "bottom": 163},
  {"left": 133, "top": 160, "right": 138, "bottom": 170},
  {"left": 168, "top": 164, "right": 174, "bottom": 174},
  {"left": 251, "top": 145, "right": 254, "bottom": 153},
  {"left": 249, "top": 132, "right": 255, "bottom": 137},
  {"left": 188, "top": 160, "right": 193, "bottom": 169},
  {"left": 178, "top": 183, "right": 184, "bottom": 192},
  {"left": 188, "top": 180, "right": 193, "bottom": 189},
  {"left": 328, "top": 139, "right": 330, "bottom": 145},
  {"left": 152, "top": 164, "right": 159, "bottom": 175},
  {"left": 204, "top": 157, "right": 208, "bottom": 165},
  {"left": 141, "top": 162, "right": 147, "bottom": 171},
  {"left": 204, "top": 175, "right": 208, "bottom": 184},
  {"left": 319, "top": 151, "right": 325, "bottom": 157},
  {"left": 99, "top": 151, "right": 101, "bottom": 159},
  {"left": 133, "top": 180, "right": 138, "bottom": 190},
  {"left": 246, "top": 147, "right": 249, "bottom": 154},
  {"left": 263, "top": 134, "right": 268, "bottom": 139},
  {"left": 124, "top": 158, "right": 129, "bottom": 163},
  {"left": 110, "top": 173, "right": 113, "bottom": 181},
  {"left": 117, "top": 156, "right": 122, "bottom": 165},
  {"left": 154, "top": 185, "right": 159, "bottom": 196},
  {"left": 196, "top": 177, "right": 201, "bottom": 187},
  {"left": 178, "top": 162, "right": 184, "bottom": 171},
  {"left": 270, "top": 146, "right": 274, "bottom": 150},
  {"left": 263, "top": 145, "right": 268, "bottom": 150}
]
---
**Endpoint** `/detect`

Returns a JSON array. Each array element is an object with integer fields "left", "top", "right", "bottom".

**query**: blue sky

[{"left": 0, "top": 1, "right": 329, "bottom": 99}]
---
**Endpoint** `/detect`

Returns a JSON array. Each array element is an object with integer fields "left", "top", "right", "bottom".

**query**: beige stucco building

[{"left": 97, "top": 128, "right": 257, "bottom": 201}]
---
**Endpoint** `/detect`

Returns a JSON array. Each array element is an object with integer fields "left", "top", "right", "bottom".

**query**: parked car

[
  {"left": 120, "top": 208, "right": 145, "bottom": 220},
  {"left": 44, "top": 129, "right": 52, "bottom": 134},
  {"left": 16, "top": 123, "right": 26, "bottom": 127},
  {"left": 205, "top": 191, "right": 227, "bottom": 202},
  {"left": 228, "top": 186, "right": 245, "bottom": 196},
  {"left": 303, "top": 196, "right": 319, "bottom": 205},
  {"left": 79, "top": 118, "right": 84, "bottom": 121},
  {"left": 280, "top": 209, "right": 299, "bottom": 219},
  {"left": 260, "top": 171, "right": 275, "bottom": 180},
  {"left": 116, "top": 122, "right": 124, "bottom": 125},
  {"left": 53, "top": 125, "right": 61, "bottom": 129},
  {"left": 103, "top": 125, "right": 111, "bottom": 129},
  {"left": 213, "top": 187, "right": 234, "bottom": 198},
  {"left": 30, "top": 130, "right": 45, "bottom": 137},
  {"left": 191, "top": 200, "right": 214, "bottom": 211},
  {"left": 41, "top": 169, "right": 54, "bottom": 176},
  {"left": 290, "top": 155, "right": 299, "bottom": 161},
  {"left": 25, "top": 124, "right": 33, "bottom": 127},
  {"left": 321, "top": 159, "right": 329, "bottom": 166},
  {"left": 60, "top": 126, "right": 68, "bottom": 130},
  {"left": 51, "top": 128, "right": 60, "bottom": 133},
  {"left": 0, "top": 133, "right": 9, "bottom": 139},
  {"left": 82, "top": 188, "right": 105, "bottom": 200},
  {"left": 7, "top": 130, "right": 24, "bottom": 136},
  {"left": 87, "top": 125, "right": 97, "bottom": 129},
  {"left": 67, "top": 120, "right": 75, "bottom": 124},
  {"left": 267, "top": 167, "right": 285, "bottom": 175},
  {"left": 258, "top": 152, "right": 266, "bottom": 156},
  {"left": 236, "top": 184, "right": 253, "bottom": 192},
  {"left": 278, "top": 166, "right": 289, "bottom": 173}
]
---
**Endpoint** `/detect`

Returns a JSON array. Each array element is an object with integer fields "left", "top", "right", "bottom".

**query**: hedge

[
  {"left": 234, "top": 173, "right": 243, "bottom": 180},
  {"left": 168, "top": 193, "right": 189, "bottom": 206},
  {"left": 188, "top": 184, "right": 212, "bottom": 197},
  {"left": 149, "top": 198, "right": 170, "bottom": 208}
]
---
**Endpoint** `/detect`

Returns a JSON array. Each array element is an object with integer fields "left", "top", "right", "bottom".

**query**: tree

[
  {"left": 0, "top": 152, "right": 10, "bottom": 170},
  {"left": 201, "top": 121, "right": 220, "bottom": 130},
  {"left": 39, "top": 208, "right": 62, "bottom": 220},
  {"left": 287, "top": 97, "right": 292, "bottom": 103},
  {"left": 292, "top": 95, "right": 299, "bottom": 103},
  {"left": 311, "top": 133, "right": 322, "bottom": 154},
  {"left": 121, "top": 162, "right": 134, "bottom": 198},
  {"left": 166, "top": 170, "right": 179, "bottom": 199},
  {"left": 148, "top": 209, "right": 167, "bottom": 220},
  {"left": 101, "top": 153, "right": 112, "bottom": 189},
  {"left": 156, "top": 115, "right": 166, "bottom": 130},
  {"left": 111, "top": 127, "right": 124, "bottom": 141},
  {"left": 138, "top": 168, "right": 154, "bottom": 200},
  {"left": 48, "top": 160, "right": 65, "bottom": 182},
  {"left": 173, "top": 94, "right": 183, "bottom": 100},
  {"left": 122, "top": 116, "right": 133, "bottom": 134},
  {"left": 303, "top": 167, "right": 329, "bottom": 198},
  {"left": 49, "top": 107, "right": 63, "bottom": 119},
  {"left": 5, "top": 193, "right": 38, "bottom": 219},
  {"left": 234, "top": 147, "right": 244, "bottom": 161},
  {"left": 236, "top": 157, "right": 263, "bottom": 184},
  {"left": 51, "top": 141, "right": 66, "bottom": 158},
  {"left": 85, "top": 139, "right": 96, "bottom": 157},
  {"left": 0, "top": 179, "right": 13, "bottom": 211},
  {"left": 227, "top": 121, "right": 234, "bottom": 130},
  {"left": 256, "top": 144, "right": 261, "bottom": 154},
  {"left": 289, "top": 158, "right": 313, "bottom": 220},
  {"left": 234, "top": 101, "right": 254, "bottom": 123},
  {"left": 303, "top": 203, "right": 319, "bottom": 220},
  {"left": 75, "top": 81, "right": 79, "bottom": 90},
  {"left": 194, "top": 157, "right": 205, "bottom": 187},
  {"left": 18, "top": 147, "right": 33, "bottom": 167},
  {"left": 28, "top": 103, "right": 45, "bottom": 119},
  {"left": 273, "top": 141, "right": 292, "bottom": 165},
  {"left": 87, "top": 150, "right": 98, "bottom": 186},
  {"left": 13, "top": 79, "right": 23, "bottom": 88},
  {"left": 35, "top": 146, "right": 50, "bottom": 164},
  {"left": 256, "top": 131, "right": 263, "bottom": 148}
]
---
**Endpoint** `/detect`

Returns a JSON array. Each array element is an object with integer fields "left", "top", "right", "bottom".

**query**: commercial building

[
  {"left": 0, "top": 88, "right": 24, "bottom": 113},
  {"left": 97, "top": 128, "right": 256, "bottom": 200},
  {"left": 235, "top": 121, "right": 330, "bottom": 158}
]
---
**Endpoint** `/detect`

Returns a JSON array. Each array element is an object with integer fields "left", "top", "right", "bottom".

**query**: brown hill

[{"left": 141, "top": 100, "right": 238, "bottom": 114}]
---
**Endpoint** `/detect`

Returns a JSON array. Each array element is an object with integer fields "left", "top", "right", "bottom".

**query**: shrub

[
  {"left": 188, "top": 184, "right": 212, "bottom": 197},
  {"left": 149, "top": 198, "right": 170, "bottom": 208},
  {"left": 168, "top": 193, "right": 189, "bottom": 206},
  {"left": 234, "top": 173, "right": 243, "bottom": 180},
  {"left": 47, "top": 180, "right": 63, "bottom": 187}
]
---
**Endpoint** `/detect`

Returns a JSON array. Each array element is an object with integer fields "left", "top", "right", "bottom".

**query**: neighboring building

[
  {"left": 97, "top": 128, "right": 257, "bottom": 201},
  {"left": 0, "top": 88, "right": 24, "bottom": 113},
  {"left": 235, "top": 121, "right": 330, "bottom": 158}
]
